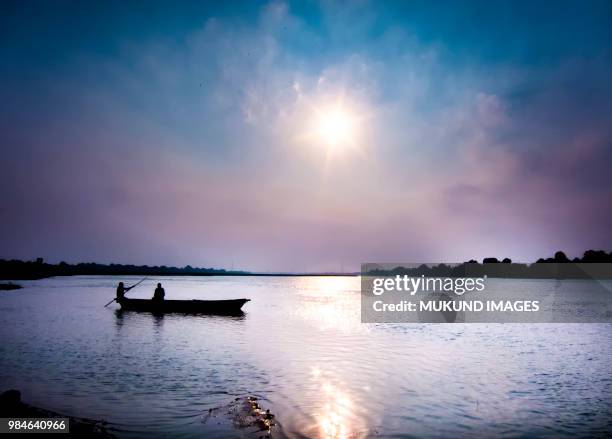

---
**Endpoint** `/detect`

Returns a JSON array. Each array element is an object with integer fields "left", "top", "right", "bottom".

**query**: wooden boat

[{"left": 117, "top": 298, "right": 250, "bottom": 315}]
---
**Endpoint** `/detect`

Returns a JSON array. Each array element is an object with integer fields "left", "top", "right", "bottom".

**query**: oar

[{"left": 104, "top": 277, "right": 148, "bottom": 307}]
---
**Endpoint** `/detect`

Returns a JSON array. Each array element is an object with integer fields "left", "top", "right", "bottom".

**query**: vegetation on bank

[
  {"left": 0, "top": 258, "right": 248, "bottom": 281},
  {"left": 366, "top": 250, "right": 612, "bottom": 279},
  {"left": 1, "top": 250, "right": 611, "bottom": 281},
  {"left": 0, "top": 282, "right": 22, "bottom": 290},
  {"left": 0, "top": 258, "right": 352, "bottom": 280}
]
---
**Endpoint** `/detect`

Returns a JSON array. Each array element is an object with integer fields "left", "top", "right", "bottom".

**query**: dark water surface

[{"left": 0, "top": 276, "right": 610, "bottom": 438}]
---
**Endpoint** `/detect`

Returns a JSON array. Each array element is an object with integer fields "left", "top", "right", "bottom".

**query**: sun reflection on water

[
  {"left": 294, "top": 276, "right": 362, "bottom": 332},
  {"left": 310, "top": 366, "right": 366, "bottom": 439},
  {"left": 319, "top": 383, "right": 353, "bottom": 439}
]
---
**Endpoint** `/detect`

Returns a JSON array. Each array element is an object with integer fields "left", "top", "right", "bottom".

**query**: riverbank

[{"left": 0, "top": 258, "right": 354, "bottom": 281}]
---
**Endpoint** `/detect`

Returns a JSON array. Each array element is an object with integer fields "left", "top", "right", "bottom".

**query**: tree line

[{"left": 0, "top": 258, "right": 248, "bottom": 281}]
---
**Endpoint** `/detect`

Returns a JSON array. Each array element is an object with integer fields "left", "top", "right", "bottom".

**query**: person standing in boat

[
  {"left": 116, "top": 282, "right": 134, "bottom": 301},
  {"left": 153, "top": 283, "right": 165, "bottom": 302}
]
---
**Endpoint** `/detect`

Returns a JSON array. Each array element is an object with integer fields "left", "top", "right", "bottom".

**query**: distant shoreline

[
  {"left": 1, "top": 250, "right": 610, "bottom": 281},
  {"left": 0, "top": 258, "right": 357, "bottom": 281},
  {"left": 364, "top": 250, "right": 612, "bottom": 280}
]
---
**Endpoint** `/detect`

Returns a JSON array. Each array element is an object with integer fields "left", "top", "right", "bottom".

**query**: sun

[
  {"left": 294, "top": 91, "right": 370, "bottom": 159},
  {"left": 315, "top": 107, "right": 356, "bottom": 148}
]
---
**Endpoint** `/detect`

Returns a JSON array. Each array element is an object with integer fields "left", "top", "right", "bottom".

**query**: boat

[{"left": 117, "top": 298, "right": 250, "bottom": 315}]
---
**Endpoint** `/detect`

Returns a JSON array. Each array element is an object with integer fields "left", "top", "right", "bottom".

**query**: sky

[{"left": 1, "top": 0, "right": 611, "bottom": 272}]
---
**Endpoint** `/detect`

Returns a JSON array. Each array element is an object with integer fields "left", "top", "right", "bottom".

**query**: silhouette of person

[
  {"left": 153, "top": 283, "right": 165, "bottom": 301},
  {"left": 116, "top": 282, "right": 134, "bottom": 301}
]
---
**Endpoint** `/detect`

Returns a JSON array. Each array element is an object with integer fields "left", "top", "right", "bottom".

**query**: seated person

[{"left": 153, "top": 283, "right": 165, "bottom": 301}]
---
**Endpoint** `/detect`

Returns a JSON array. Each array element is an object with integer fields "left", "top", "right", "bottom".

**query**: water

[{"left": 0, "top": 276, "right": 610, "bottom": 438}]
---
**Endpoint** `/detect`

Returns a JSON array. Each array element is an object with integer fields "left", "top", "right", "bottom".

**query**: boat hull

[{"left": 118, "top": 298, "right": 249, "bottom": 315}]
